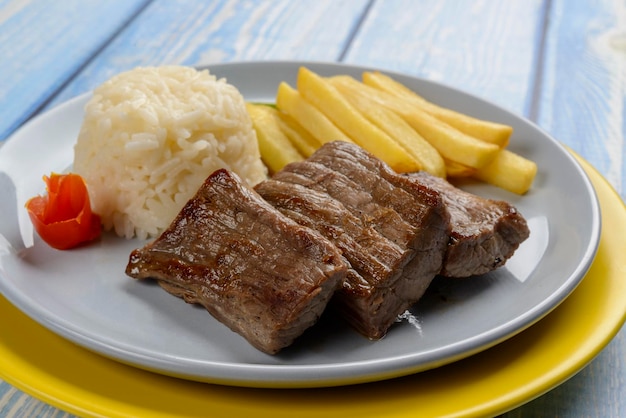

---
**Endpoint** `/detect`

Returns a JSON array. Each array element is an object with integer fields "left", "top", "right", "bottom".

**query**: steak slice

[
  {"left": 256, "top": 141, "right": 450, "bottom": 339},
  {"left": 301, "top": 141, "right": 450, "bottom": 256},
  {"left": 125, "top": 169, "right": 348, "bottom": 355},
  {"left": 256, "top": 179, "right": 410, "bottom": 339},
  {"left": 406, "top": 171, "right": 530, "bottom": 278}
]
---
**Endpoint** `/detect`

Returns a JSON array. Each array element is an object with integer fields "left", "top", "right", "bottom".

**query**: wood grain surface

[
  {"left": 1, "top": 0, "right": 624, "bottom": 417},
  {"left": 0, "top": 0, "right": 151, "bottom": 141}
]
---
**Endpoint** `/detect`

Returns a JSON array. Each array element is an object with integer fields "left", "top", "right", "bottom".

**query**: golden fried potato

[
  {"left": 473, "top": 149, "right": 537, "bottom": 194},
  {"left": 275, "top": 112, "right": 320, "bottom": 158},
  {"left": 246, "top": 103, "right": 303, "bottom": 173},
  {"left": 276, "top": 81, "right": 353, "bottom": 145},
  {"left": 329, "top": 76, "right": 500, "bottom": 169},
  {"left": 296, "top": 67, "right": 421, "bottom": 173},
  {"left": 363, "top": 71, "right": 513, "bottom": 148},
  {"left": 337, "top": 83, "right": 446, "bottom": 177},
  {"left": 444, "top": 159, "right": 477, "bottom": 178}
]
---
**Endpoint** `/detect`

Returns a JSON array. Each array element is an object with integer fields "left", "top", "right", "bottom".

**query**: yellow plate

[{"left": 1, "top": 155, "right": 625, "bottom": 418}]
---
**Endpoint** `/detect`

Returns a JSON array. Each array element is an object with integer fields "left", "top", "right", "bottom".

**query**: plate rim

[
  {"left": 0, "top": 154, "right": 622, "bottom": 417},
  {"left": 0, "top": 60, "right": 602, "bottom": 388}
]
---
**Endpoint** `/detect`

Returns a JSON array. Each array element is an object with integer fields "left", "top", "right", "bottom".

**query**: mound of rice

[{"left": 73, "top": 65, "right": 268, "bottom": 239}]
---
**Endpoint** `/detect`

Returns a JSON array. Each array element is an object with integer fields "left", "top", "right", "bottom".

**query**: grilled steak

[
  {"left": 125, "top": 169, "right": 348, "bottom": 355},
  {"left": 406, "top": 171, "right": 530, "bottom": 278},
  {"left": 256, "top": 141, "right": 450, "bottom": 339}
]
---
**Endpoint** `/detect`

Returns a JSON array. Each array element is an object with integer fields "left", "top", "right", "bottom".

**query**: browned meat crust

[
  {"left": 125, "top": 169, "right": 348, "bottom": 355},
  {"left": 406, "top": 171, "right": 530, "bottom": 278},
  {"left": 256, "top": 141, "right": 450, "bottom": 339},
  {"left": 125, "top": 142, "right": 530, "bottom": 354}
]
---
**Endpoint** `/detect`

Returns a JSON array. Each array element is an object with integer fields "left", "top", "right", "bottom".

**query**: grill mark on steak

[
  {"left": 257, "top": 177, "right": 411, "bottom": 340},
  {"left": 256, "top": 141, "right": 450, "bottom": 340},
  {"left": 254, "top": 181, "right": 406, "bottom": 282},
  {"left": 406, "top": 171, "right": 530, "bottom": 278},
  {"left": 125, "top": 140, "right": 531, "bottom": 354},
  {"left": 270, "top": 163, "right": 417, "bottom": 250},
  {"left": 307, "top": 142, "right": 446, "bottom": 229},
  {"left": 125, "top": 169, "right": 348, "bottom": 355}
]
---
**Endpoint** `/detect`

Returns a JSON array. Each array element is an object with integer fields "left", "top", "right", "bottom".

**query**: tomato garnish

[{"left": 25, "top": 173, "right": 101, "bottom": 250}]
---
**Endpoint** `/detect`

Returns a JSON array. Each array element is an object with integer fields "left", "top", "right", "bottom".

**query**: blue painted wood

[
  {"left": 338, "top": 8, "right": 612, "bottom": 418},
  {"left": 0, "top": 1, "right": 368, "bottom": 416},
  {"left": 0, "top": 383, "right": 69, "bottom": 418},
  {"left": 341, "top": 0, "right": 545, "bottom": 117},
  {"left": 45, "top": 0, "right": 370, "bottom": 109},
  {"left": 537, "top": 0, "right": 626, "bottom": 200},
  {"left": 0, "top": 0, "right": 151, "bottom": 143},
  {"left": 506, "top": 1, "right": 626, "bottom": 415},
  {"left": 0, "top": 0, "right": 624, "bottom": 417}
]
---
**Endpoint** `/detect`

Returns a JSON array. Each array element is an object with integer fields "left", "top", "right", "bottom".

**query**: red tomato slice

[{"left": 25, "top": 173, "right": 101, "bottom": 250}]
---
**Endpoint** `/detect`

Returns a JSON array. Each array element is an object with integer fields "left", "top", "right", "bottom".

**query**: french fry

[
  {"left": 296, "top": 67, "right": 421, "bottom": 173},
  {"left": 275, "top": 112, "right": 320, "bottom": 158},
  {"left": 329, "top": 76, "right": 500, "bottom": 169},
  {"left": 275, "top": 81, "right": 353, "bottom": 145},
  {"left": 444, "top": 159, "right": 477, "bottom": 178},
  {"left": 473, "top": 149, "right": 537, "bottom": 194},
  {"left": 363, "top": 71, "right": 513, "bottom": 148},
  {"left": 266, "top": 68, "right": 536, "bottom": 194},
  {"left": 337, "top": 84, "right": 446, "bottom": 177},
  {"left": 246, "top": 103, "right": 303, "bottom": 173}
]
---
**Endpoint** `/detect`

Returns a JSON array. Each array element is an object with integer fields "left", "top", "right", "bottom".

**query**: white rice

[{"left": 73, "top": 65, "right": 268, "bottom": 239}]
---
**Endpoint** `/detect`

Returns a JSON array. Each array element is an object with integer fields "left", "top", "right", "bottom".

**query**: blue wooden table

[{"left": 1, "top": 1, "right": 624, "bottom": 416}]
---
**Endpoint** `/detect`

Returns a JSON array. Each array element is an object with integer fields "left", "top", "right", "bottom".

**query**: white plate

[{"left": 0, "top": 61, "right": 600, "bottom": 388}]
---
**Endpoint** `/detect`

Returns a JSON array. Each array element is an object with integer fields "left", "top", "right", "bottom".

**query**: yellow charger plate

[{"left": 1, "top": 155, "right": 625, "bottom": 418}]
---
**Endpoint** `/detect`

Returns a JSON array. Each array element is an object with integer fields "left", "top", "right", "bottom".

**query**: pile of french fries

[{"left": 247, "top": 67, "right": 537, "bottom": 194}]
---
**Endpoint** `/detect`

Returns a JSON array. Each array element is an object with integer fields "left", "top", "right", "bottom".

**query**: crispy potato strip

[{"left": 250, "top": 67, "right": 536, "bottom": 194}]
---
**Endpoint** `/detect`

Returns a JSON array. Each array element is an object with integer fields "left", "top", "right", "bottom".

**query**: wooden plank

[
  {"left": 45, "top": 0, "right": 370, "bottom": 108},
  {"left": 0, "top": 0, "right": 150, "bottom": 142},
  {"left": 331, "top": 2, "right": 626, "bottom": 415},
  {"left": 342, "top": 0, "right": 545, "bottom": 116},
  {"left": 508, "top": 1, "right": 626, "bottom": 415},
  {"left": 1, "top": 2, "right": 371, "bottom": 416},
  {"left": 0, "top": 383, "right": 72, "bottom": 417},
  {"left": 536, "top": 0, "right": 625, "bottom": 199},
  {"left": 1, "top": 1, "right": 624, "bottom": 417}
]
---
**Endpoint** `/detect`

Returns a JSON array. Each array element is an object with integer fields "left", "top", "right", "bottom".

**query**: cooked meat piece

[
  {"left": 125, "top": 169, "right": 348, "bottom": 355},
  {"left": 301, "top": 141, "right": 450, "bottom": 256},
  {"left": 406, "top": 171, "right": 530, "bottom": 278},
  {"left": 256, "top": 179, "right": 409, "bottom": 339},
  {"left": 256, "top": 141, "right": 450, "bottom": 339}
]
